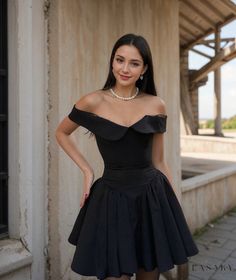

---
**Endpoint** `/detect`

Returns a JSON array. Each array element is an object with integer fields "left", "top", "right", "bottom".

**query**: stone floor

[{"left": 188, "top": 207, "right": 236, "bottom": 280}]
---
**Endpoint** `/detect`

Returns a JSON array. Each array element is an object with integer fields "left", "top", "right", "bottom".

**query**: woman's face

[{"left": 112, "top": 45, "right": 147, "bottom": 87}]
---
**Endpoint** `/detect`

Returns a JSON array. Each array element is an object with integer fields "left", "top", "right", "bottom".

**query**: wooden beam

[
  {"left": 220, "top": 0, "right": 236, "bottom": 16},
  {"left": 179, "top": 11, "right": 206, "bottom": 33},
  {"left": 180, "top": 34, "right": 188, "bottom": 44},
  {"left": 181, "top": 14, "right": 236, "bottom": 50},
  {"left": 201, "top": 44, "right": 216, "bottom": 50},
  {"left": 214, "top": 27, "right": 223, "bottom": 136},
  {"left": 198, "top": 0, "right": 225, "bottom": 21},
  {"left": 180, "top": 23, "right": 198, "bottom": 39},
  {"left": 182, "top": 0, "right": 216, "bottom": 28},
  {"left": 180, "top": 29, "right": 195, "bottom": 41},
  {"left": 197, "top": 38, "right": 235, "bottom": 50},
  {"left": 191, "top": 48, "right": 213, "bottom": 59},
  {"left": 199, "top": 42, "right": 217, "bottom": 50},
  {"left": 190, "top": 40, "right": 236, "bottom": 83},
  {"left": 197, "top": 37, "right": 236, "bottom": 44},
  {"left": 180, "top": 39, "right": 187, "bottom": 46}
]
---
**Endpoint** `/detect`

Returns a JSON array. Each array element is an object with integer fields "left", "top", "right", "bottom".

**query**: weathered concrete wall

[
  {"left": 0, "top": 0, "right": 47, "bottom": 279},
  {"left": 181, "top": 135, "right": 236, "bottom": 154},
  {"left": 0, "top": 267, "right": 31, "bottom": 280},
  {"left": 48, "top": 0, "right": 180, "bottom": 279},
  {"left": 182, "top": 165, "right": 236, "bottom": 232}
]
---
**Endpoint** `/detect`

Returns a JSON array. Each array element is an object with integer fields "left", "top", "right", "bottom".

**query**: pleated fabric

[{"left": 68, "top": 165, "right": 199, "bottom": 280}]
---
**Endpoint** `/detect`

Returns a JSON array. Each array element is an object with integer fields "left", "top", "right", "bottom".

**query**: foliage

[{"left": 199, "top": 115, "right": 236, "bottom": 129}]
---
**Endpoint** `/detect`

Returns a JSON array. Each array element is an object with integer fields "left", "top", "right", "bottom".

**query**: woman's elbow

[{"left": 55, "top": 127, "right": 65, "bottom": 144}]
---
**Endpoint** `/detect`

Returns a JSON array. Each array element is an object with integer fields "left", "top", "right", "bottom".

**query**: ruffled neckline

[
  {"left": 72, "top": 105, "right": 167, "bottom": 129},
  {"left": 68, "top": 105, "right": 168, "bottom": 140}
]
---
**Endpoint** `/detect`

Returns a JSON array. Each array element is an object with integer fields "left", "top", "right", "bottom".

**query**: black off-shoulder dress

[{"left": 67, "top": 105, "right": 199, "bottom": 280}]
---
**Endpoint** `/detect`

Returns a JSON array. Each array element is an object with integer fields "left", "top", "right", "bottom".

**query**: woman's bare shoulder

[
  {"left": 74, "top": 90, "right": 105, "bottom": 111},
  {"left": 142, "top": 93, "right": 167, "bottom": 115},
  {"left": 153, "top": 95, "right": 166, "bottom": 114}
]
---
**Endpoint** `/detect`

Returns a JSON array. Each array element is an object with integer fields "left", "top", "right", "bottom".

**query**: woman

[{"left": 55, "top": 33, "right": 199, "bottom": 280}]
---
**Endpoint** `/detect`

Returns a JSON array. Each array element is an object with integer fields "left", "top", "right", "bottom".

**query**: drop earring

[{"left": 140, "top": 75, "right": 143, "bottom": 80}]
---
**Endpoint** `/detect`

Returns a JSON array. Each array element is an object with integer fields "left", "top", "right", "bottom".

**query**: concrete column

[{"left": 6, "top": 0, "right": 47, "bottom": 279}]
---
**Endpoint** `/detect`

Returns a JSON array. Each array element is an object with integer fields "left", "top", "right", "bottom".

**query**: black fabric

[{"left": 67, "top": 105, "right": 199, "bottom": 279}]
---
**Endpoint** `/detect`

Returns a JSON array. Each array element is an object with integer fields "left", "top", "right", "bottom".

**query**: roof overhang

[{"left": 179, "top": 0, "right": 236, "bottom": 51}]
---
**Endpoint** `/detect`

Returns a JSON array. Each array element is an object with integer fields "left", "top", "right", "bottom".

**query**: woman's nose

[{"left": 122, "top": 63, "right": 129, "bottom": 72}]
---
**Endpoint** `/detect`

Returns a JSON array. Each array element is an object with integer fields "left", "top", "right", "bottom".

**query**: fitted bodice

[{"left": 68, "top": 105, "right": 167, "bottom": 169}]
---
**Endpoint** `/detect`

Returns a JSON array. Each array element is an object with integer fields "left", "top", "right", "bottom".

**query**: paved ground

[{"left": 188, "top": 207, "right": 236, "bottom": 280}]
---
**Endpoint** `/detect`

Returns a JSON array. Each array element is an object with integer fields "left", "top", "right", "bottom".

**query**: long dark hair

[
  {"left": 88, "top": 34, "right": 158, "bottom": 138},
  {"left": 102, "top": 33, "right": 157, "bottom": 96}
]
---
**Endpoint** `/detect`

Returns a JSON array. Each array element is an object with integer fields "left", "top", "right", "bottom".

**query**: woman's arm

[
  {"left": 55, "top": 116, "right": 95, "bottom": 208},
  {"left": 55, "top": 116, "right": 93, "bottom": 175},
  {"left": 152, "top": 133, "right": 174, "bottom": 187},
  {"left": 151, "top": 97, "right": 175, "bottom": 193},
  {"left": 55, "top": 94, "right": 98, "bottom": 207},
  {"left": 55, "top": 93, "right": 98, "bottom": 174}
]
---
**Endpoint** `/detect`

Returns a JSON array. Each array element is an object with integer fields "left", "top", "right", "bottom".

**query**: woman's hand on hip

[{"left": 80, "top": 169, "right": 95, "bottom": 208}]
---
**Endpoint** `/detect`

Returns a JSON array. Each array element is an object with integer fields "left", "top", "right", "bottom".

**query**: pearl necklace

[{"left": 109, "top": 87, "right": 139, "bottom": 101}]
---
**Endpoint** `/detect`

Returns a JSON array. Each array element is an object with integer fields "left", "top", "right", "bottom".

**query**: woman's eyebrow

[{"left": 115, "top": 54, "right": 142, "bottom": 63}]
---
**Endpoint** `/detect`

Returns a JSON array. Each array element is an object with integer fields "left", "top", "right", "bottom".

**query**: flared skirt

[{"left": 68, "top": 164, "right": 199, "bottom": 279}]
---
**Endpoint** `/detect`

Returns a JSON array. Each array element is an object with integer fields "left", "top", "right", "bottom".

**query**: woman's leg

[
  {"left": 104, "top": 275, "right": 131, "bottom": 280},
  {"left": 136, "top": 267, "right": 160, "bottom": 280}
]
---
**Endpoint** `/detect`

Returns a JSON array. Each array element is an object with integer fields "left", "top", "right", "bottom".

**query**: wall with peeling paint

[
  {"left": 0, "top": 0, "right": 48, "bottom": 279},
  {"left": 48, "top": 0, "right": 180, "bottom": 279}
]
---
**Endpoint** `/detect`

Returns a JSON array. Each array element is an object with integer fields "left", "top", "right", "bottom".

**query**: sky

[{"left": 189, "top": 16, "right": 236, "bottom": 120}]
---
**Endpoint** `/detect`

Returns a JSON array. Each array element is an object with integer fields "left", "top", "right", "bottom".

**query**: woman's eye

[
  {"left": 116, "top": 58, "right": 123, "bottom": 63},
  {"left": 131, "top": 62, "right": 140, "bottom": 67}
]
